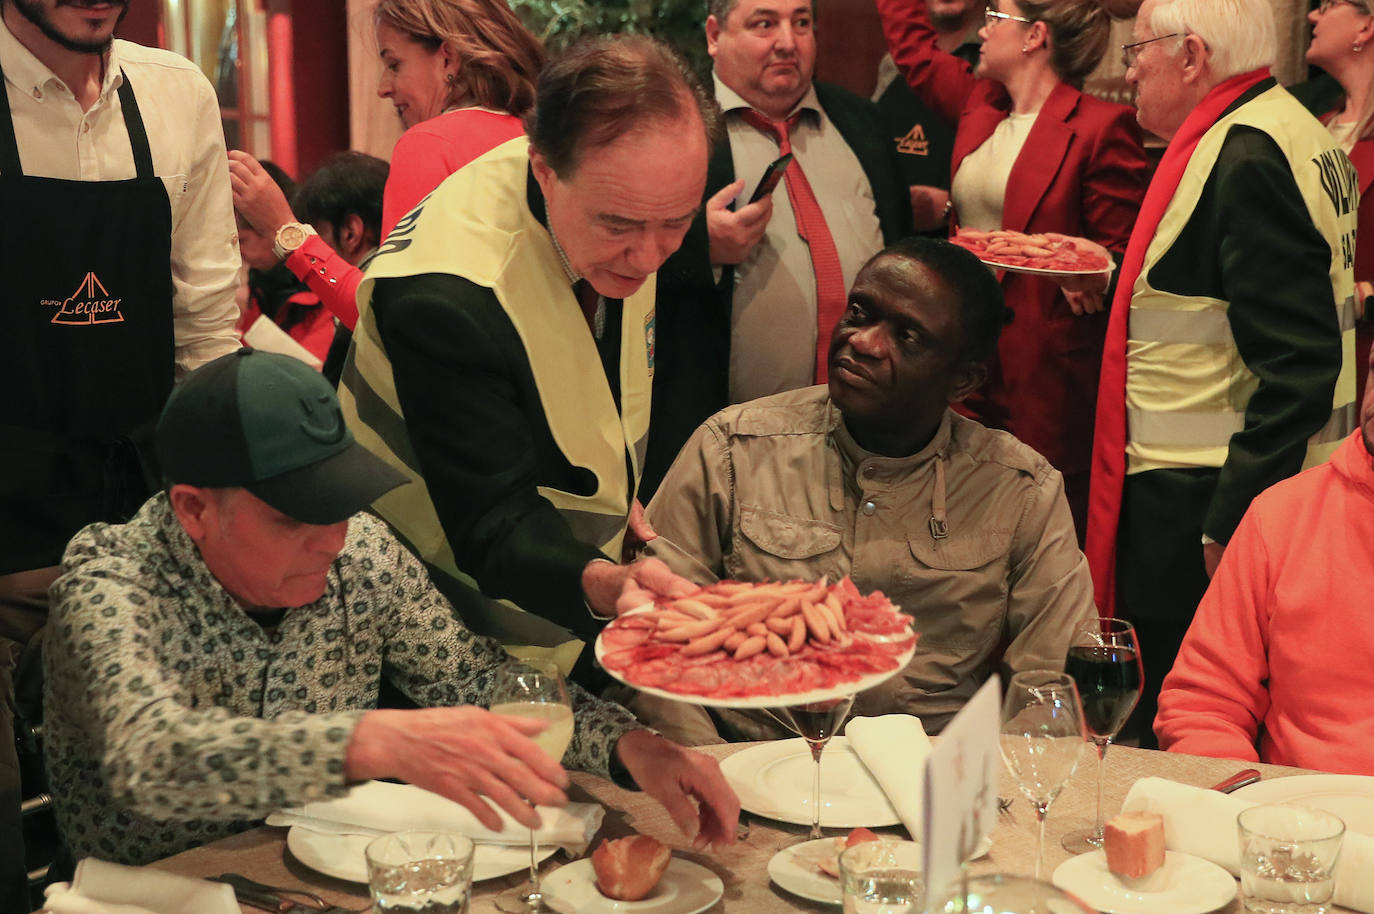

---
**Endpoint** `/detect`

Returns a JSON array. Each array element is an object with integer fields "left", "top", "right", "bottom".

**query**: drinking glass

[
  {"left": 366, "top": 830, "right": 476, "bottom": 913},
  {"left": 928, "top": 873, "right": 1097, "bottom": 914},
  {"left": 766, "top": 694, "right": 857, "bottom": 839},
  {"left": 1061, "top": 617, "right": 1143, "bottom": 854},
  {"left": 489, "top": 659, "right": 574, "bottom": 914},
  {"left": 839, "top": 838, "right": 924, "bottom": 914},
  {"left": 999, "top": 670, "right": 1085, "bottom": 881},
  {"left": 1238, "top": 805, "right": 1345, "bottom": 914}
]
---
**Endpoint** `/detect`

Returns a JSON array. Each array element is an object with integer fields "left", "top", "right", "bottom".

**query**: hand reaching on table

[
  {"left": 613, "top": 730, "right": 741, "bottom": 850},
  {"left": 344, "top": 706, "right": 570, "bottom": 832}
]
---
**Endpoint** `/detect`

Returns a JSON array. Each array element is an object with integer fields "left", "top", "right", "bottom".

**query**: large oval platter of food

[
  {"left": 951, "top": 228, "right": 1115, "bottom": 276},
  {"left": 595, "top": 577, "right": 917, "bottom": 709}
]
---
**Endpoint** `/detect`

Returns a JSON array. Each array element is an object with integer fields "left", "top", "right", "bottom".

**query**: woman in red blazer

[
  {"left": 876, "top": 0, "right": 1148, "bottom": 536},
  {"left": 1298, "top": 0, "right": 1374, "bottom": 402}
]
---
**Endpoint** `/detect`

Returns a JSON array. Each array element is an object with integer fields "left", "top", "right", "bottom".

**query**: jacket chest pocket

[
  {"left": 728, "top": 504, "right": 844, "bottom": 582},
  {"left": 901, "top": 528, "right": 1013, "bottom": 652}
]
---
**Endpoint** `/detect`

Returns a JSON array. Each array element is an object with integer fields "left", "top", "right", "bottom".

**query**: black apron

[{"left": 0, "top": 63, "right": 176, "bottom": 575}]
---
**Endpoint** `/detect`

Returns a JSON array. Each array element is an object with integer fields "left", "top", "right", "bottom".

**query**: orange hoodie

[{"left": 1156, "top": 431, "right": 1374, "bottom": 773}]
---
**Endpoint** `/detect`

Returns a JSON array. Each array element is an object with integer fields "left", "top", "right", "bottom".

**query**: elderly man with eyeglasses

[{"left": 1085, "top": 0, "right": 1360, "bottom": 746}]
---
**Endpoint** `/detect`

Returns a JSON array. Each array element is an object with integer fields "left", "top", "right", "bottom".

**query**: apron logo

[
  {"left": 896, "top": 124, "right": 930, "bottom": 157},
  {"left": 644, "top": 311, "right": 655, "bottom": 380},
  {"left": 43, "top": 272, "right": 125, "bottom": 325}
]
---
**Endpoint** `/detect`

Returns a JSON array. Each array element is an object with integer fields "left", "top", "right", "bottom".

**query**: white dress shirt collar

[
  {"left": 712, "top": 72, "right": 822, "bottom": 121},
  {"left": 0, "top": 13, "right": 123, "bottom": 104}
]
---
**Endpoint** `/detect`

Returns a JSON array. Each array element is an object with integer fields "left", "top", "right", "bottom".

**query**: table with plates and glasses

[{"left": 149, "top": 742, "right": 1361, "bottom": 914}]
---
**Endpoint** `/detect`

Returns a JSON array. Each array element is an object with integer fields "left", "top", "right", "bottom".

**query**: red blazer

[{"left": 877, "top": 0, "right": 1149, "bottom": 488}]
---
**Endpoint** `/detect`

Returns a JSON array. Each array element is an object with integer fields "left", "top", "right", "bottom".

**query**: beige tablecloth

[{"left": 150, "top": 743, "right": 1340, "bottom": 913}]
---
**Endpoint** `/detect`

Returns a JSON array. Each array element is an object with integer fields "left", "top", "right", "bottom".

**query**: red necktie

[{"left": 739, "top": 108, "right": 847, "bottom": 383}]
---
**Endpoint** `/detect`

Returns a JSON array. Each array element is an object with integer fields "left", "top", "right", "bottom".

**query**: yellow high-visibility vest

[
  {"left": 339, "top": 137, "right": 654, "bottom": 671},
  {"left": 1126, "top": 86, "right": 1357, "bottom": 473}
]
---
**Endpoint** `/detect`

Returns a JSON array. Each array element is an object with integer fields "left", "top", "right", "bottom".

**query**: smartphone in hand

[{"left": 748, "top": 153, "right": 794, "bottom": 204}]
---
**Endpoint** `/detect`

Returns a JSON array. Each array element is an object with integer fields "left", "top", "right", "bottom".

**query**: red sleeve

[
  {"left": 382, "top": 128, "right": 458, "bottom": 238},
  {"left": 1078, "top": 105, "right": 1149, "bottom": 257},
  {"left": 873, "top": 0, "right": 980, "bottom": 125},
  {"left": 1154, "top": 503, "right": 1274, "bottom": 762},
  {"left": 285, "top": 234, "right": 361, "bottom": 330}
]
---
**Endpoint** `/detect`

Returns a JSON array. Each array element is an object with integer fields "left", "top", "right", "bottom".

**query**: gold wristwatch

[{"left": 272, "top": 222, "right": 317, "bottom": 260}]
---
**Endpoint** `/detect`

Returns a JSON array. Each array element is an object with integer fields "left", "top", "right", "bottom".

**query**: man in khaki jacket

[{"left": 643, "top": 237, "right": 1095, "bottom": 741}]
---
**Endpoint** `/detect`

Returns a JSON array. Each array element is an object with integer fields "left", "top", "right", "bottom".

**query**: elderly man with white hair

[{"left": 1084, "top": 0, "right": 1360, "bottom": 744}]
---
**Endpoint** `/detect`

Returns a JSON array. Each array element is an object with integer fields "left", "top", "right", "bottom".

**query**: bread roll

[
  {"left": 591, "top": 834, "right": 672, "bottom": 901},
  {"left": 1104, "top": 811, "right": 1165, "bottom": 878}
]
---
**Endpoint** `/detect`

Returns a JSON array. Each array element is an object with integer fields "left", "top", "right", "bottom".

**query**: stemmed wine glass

[
  {"left": 999, "top": 670, "right": 1085, "bottom": 881},
  {"left": 766, "top": 694, "right": 857, "bottom": 840},
  {"left": 1060, "top": 617, "right": 1143, "bottom": 854},
  {"left": 489, "top": 659, "right": 574, "bottom": 914}
]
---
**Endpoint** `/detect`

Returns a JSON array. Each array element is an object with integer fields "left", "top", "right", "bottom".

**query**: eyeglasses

[
  {"left": 1120, "top": 33, "right": 1182, "bottom": 68},
  {"left": 1318, "top": 0, "right": 1371, "bottom": 13},
  {"left": 984, "top": 8, "right": 1035, "bottom": 28}
]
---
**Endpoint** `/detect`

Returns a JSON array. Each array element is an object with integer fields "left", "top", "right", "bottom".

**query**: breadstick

[
  {"left": 729, "top": 601, "right": 777, "bottom": 630},
  {"left": 814, "top": 601, "right": 842, "bottom": 638},
  {"left": 766, "top": 632, "right": 789, "bottom": 658},
  {"left": 681, "top": 626, "right": 736, "bottom": 656},
  {"left": 788, "top": 615, "right": 807, "bottom": 652},
  {"left": 733, "top": 635, "right": 767, "bottom": 660},
  {"left": 670, "top": 598, "right": 716, "bottom": 620},
  {"left": 713, "top": 582, "right": 756, "bottom": 596},
  {"left": 801, "top": 602, "right": 831, "bottom": 643},
  {"left": 766, "top": 616, "right": 794, "bottom": 636},
  {"left": 660, "top": 617, "right": 723, "bottom": 642},
  {"left": 746, "top": 622, "right": 768, "bottom": 637},
  {"left": 724, "top": 631, "right": 747, "bottom": 652},
  {"left": 769, "top": 596, "right": 802, "bottom": 620},
  {"left": 692, "top": 593, "right": 733, "bottom": 609},
  {"left": 818, "top": 596, "right": 840, "bottom": 632}
]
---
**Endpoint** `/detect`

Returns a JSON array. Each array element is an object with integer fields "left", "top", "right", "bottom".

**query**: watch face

[{"left": 280, "top": 225, "right": 306, "bottom": 250}]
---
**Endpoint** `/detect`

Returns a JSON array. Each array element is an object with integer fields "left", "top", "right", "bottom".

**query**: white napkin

[
  {"left": 41, "top": 859, "right": 237, "bottom": 914},
  {"left": 269, "top": 779, "right": 604, "bottom": 854},
  {"left": 1123, "top": 777, "right": 1374, "bottom": 913},
  {"left": 846, "top": 714, "right": 933, "bottom": 841},
  {"left": 242, "top": 314, "right": 323, "bottom": 369}
]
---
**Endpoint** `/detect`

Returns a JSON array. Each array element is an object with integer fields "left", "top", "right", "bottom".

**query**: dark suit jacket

[
  {"left": 643, "top": 82, "right": 912, "bottom": 498},
  {"left": 876, "top": 0, "right": 1148, "bottom": 486}
]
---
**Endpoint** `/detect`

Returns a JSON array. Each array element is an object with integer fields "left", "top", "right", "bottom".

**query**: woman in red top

[
  {"left": 875, "top": 0, "right": 1148, "bottom": 535},
  {"left": 229, "top": 0, "right": 543, "bottom": 333},
  {"left": 1296, "top": 0, "right": 1374, "bottom": 402}
]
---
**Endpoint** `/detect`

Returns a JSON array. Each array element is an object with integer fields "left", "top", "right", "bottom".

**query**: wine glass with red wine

[
  {"left": 1060, "top": 617, "right": 1143, "bottom": 854},
  {"left": 766, "top": 695, "right": 857, "bottom": 840}
]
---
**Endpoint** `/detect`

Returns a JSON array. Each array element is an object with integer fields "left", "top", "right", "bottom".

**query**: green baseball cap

[{"left": 156, "top": 349, "right": 407, "bottom": 524}]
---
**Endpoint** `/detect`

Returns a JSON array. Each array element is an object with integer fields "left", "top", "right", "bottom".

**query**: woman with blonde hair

[
  {"left": 875, "top": 0, "right": 1148, "bottom": 535},
  {"left": 1296, "top": 0, "right": 1374, "bottom": 400},
  {"left": 228, "top": 0, "right": 543, "bottom": 336}
]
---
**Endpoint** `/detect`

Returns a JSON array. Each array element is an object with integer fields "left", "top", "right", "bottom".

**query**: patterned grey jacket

[{"left": 43, "top": 494, "right": 641, "bottom": 864}]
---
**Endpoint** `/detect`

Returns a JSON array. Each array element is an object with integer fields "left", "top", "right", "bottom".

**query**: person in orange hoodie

[{"left": 1156, "top": 342, "right": 1374, "bottom": 774}]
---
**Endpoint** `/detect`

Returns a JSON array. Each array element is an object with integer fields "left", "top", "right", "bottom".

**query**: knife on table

[{"left": 1210, "top": 769, "right": 1262, "bottom": 794}]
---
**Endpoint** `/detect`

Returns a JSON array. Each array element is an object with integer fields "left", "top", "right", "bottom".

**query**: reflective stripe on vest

[
  {"left": 1125, "top": 86, "right": 1359, "bottom": 472},
  {"left": 338, "top": 137, "right": 654, "bottom": 659}
]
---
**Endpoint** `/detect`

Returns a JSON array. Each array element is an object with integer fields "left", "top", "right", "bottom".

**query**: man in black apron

[{"left": 0, "top": 1, "right": 239, "bottom": 906}]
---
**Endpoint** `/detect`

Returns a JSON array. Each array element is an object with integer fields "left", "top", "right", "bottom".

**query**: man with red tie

[{"left": 642, "top": 0, "right": 911, "bottom": 498}]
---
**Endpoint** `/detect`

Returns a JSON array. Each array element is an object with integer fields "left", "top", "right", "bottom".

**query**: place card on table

[{"left": 923, "top": 674, "right": 1001, "bottom": 902}]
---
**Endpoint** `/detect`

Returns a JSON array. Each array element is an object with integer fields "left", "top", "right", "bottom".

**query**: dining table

[{"left": 149, "top": 741, "right": 1352, "bottom": 913}]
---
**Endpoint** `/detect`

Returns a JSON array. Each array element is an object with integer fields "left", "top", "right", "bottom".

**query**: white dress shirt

[
  {"left": 716, "top": 77, "right": 885, "bottom": 404},
  {"left": 0, "top": 17, "right": 241, "bottom": 374}
]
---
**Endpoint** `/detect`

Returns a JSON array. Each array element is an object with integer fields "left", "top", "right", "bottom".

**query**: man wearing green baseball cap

[{"left": 41, "top": 349, "right": 738, "bottom": 866}]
